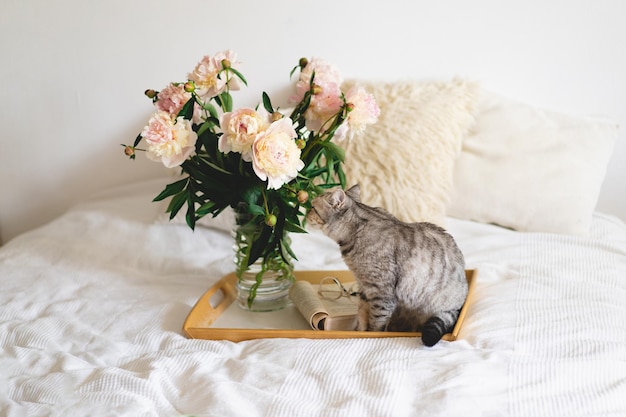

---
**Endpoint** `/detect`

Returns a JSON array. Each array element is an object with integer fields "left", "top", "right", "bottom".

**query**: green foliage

[
  {"left": 123, "top": 56, "right": 361, "bottom": 305},
  {"left": 152, "top": 80, "right": 345, "bottom": 266}
]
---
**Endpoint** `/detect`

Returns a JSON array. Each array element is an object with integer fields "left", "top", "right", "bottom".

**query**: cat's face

[
  {"left": 306, "top": 185, "right": 360, "bottom": 226},
  {"left": 306, "top": 192, "right": 338, "bottom": 226}
]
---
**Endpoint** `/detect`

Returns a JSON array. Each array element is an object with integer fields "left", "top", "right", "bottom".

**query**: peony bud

[
  {"left": 144, "top": 89, "right": 157, "bottom": 99},
  {"left": 297, "top": 190, "right": 309, "bottom": 204},
  {"left": 311, "top": 84, "right": 323, "bottom": 95},
  {"left": 271, "top": 112, "right": 283, "bottom": 122},
  {"left": 299, "top": 57, "right": 308, "bottom": 69},
  {"left": 265, "top": 214, "right": 277, "bottom": 227},
  {"left": 124, "top": 145, "right": 135, "bottom": 157},
  {"left": 183, "top": 81, "right": 195, "bottom": 93},
  {"left": 346, "top": 102, "right": 355, "bottom": 112},
  {"left": 221, "top": 59, "right": 231, "bottom": 69},
  {"left": 296, "top": 139, "right": 306, "bottom": 149}
]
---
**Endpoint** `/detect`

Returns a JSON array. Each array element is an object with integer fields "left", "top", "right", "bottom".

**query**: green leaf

[
  {"left": 280, "top": 236, "right": 299, "bottom": 262},
  {"left": 207, "top": 116, "right": 220, "bottom": 127},
  {"left": 322, "top": 141, "right": 345, "bottom": 162},
  {"left": 198, "top": 129, "right": 219, "bottom": 151},
  {"left": 299, "top": 166, "right": 327, "bottom": 180},
  {"left": 337, "top": 165, "right": 347, "bottom": 188},
  {"left": 247, "top": 267, "right": 265, "bottom": 308},
  {"left": 317, "top": 182, "right": 341, "bottom": 189},
  {"left": 153, "top": 178, "right": 189, "bottom": 202},
  {"left": 325, "top": 151, "right": 335, "bottom": 181},
  {"left": 283, "top": 219, "right": 307, "bottom": 233},
  {"left": 220, "top": 92, "right": 233, "bottom": 112},
  {"left": 196, "top": 200, "right": 217, "bottom": 216},
  {"left": 228, "top": 67, "right": 248, "bottom": 86},
  {"left": 201, "top": 101, "right": 220, "bottom": 120},
  {"left": 133, "top": 133, "right": 143, "bottom": 147},
  {"left": 199, "top": 158, "right": 233, "bottom": 175},
  {"left": 196, "top": 121, "right": 214, "bottom": 139},
  {"left": 242, "top": 187, "right": 262, "bottom": 207},
  {"left": 248, "top": 225, "right": 272, "bottom": 266},
  {"left": 262, "top": 92, "right": 274, "bottom": 113},
  {"left": 178, "top": 97, "right": 195, "bottom": 120},
  {"left": 167, "top": 191, "right": 187, "bottom": 219},
  {"left": 185, "top": 193, "right": 196, "bottom": 230},
  {"left": 248, "top": 204, "right": 266, "bottom": 216}
]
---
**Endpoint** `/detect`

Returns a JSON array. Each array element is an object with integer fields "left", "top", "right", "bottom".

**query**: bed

[{"left": 2, "top": 80, "right": 625, "bottom": 417}]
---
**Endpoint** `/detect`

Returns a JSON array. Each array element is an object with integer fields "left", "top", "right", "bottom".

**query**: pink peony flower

[
  {"left": 306, "top": 87, "right": 344, "bottom": 132},
  {"left": 219, "top": 107, "right": 270, "bottom": 161},
  {"left": 341, "top": 85, "right": 380, "bottom": 140},
  {"left": 292, "top": 57, "right": 344, "bottom": 132},
  {"left": 155, "top": 83, "right": 189, "bottom": 115},
  {"left": 295, "top": 57, "right": 343, "bottom": 98},
  {"left": 188, "top": 50, "right": 242, "bottom": 99},
  {"left": 155, "top": 83, "right": 204, "bottom": 124},
  {"left": 252, "top": 118, "right": 304, "bottom": 189},
  {"left": 141, "top": 111, "right": 198, "bottom": 168}
]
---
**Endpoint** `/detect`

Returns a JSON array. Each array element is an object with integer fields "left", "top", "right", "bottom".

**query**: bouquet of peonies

[{"left": 123, "top": 50, "right": 379, "bottom": 306}]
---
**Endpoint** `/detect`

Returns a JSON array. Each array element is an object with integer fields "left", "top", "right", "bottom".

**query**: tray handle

[{"left": 183, "top": 273, "right": 237, "bottom": 335}]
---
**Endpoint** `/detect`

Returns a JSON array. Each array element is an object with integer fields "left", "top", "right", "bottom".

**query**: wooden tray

[{"left": 183, "top": 269, "right": 476, "bottom": 342}]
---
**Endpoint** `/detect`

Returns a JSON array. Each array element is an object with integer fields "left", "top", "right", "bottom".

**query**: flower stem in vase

[{"left": 232, "top": 207, "right": 294, "bottom": 312}]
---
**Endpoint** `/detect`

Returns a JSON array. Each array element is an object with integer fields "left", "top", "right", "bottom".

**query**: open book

[{"left": 289, "top": 280, "right": 358, "bottom": 331}]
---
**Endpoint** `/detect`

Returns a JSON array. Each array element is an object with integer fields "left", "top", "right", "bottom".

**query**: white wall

[{"left": 1, "top": 0, "right": 625, "bottom": 244}]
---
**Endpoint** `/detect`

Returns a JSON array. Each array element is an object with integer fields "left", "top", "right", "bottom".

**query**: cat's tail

[{"left": 421, "top": 309, "right": 461, "bottom": 347}]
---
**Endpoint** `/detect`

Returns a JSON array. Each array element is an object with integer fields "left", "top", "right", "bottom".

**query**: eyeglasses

[{"left": 317, "top": 276, "right": 360, "bottom": 303}]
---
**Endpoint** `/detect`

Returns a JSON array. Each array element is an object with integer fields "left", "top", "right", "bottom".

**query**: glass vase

[{"left": 232, "top": 208, "right": 295, "bottom": 312}]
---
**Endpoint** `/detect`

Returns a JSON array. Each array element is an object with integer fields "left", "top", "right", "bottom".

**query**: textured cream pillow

[
  {"left": 447, "top": 91, "right": 618, "bottom": 235},
  {"left": 341, "top": 79, "right": 480, "bottom": 226}
]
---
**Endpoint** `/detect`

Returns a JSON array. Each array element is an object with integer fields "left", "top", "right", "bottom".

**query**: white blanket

[{"left": 1, "top": 180, "right": 625, "bottom": 417}]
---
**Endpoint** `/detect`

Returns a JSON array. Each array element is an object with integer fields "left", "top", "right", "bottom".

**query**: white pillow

[
  {"left": 341, "top": 78, "right": 480, "bottom": 226},
  {"left": 447, "top": 91, "right": 618, "bottom": 235}
]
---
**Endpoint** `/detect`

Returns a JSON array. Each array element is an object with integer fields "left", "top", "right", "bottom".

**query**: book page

[
  {"left": 289, "top": 281, "right": 328, "bottom": 330},
  {"left": 289, "top": 280, "right": 358, "bottom": 331},
  {"left": 319, "top": 283, "right": 358, "bottom": 330},
  {"left": 320, "top": 291, "right": 358, "bottom": 317}
]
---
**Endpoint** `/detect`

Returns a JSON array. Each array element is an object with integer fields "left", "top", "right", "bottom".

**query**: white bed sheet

[{"left": 1, "top": 179, "right": 625, "bottom": 417}]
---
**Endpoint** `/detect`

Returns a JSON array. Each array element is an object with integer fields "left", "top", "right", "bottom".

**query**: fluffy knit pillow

[{"left": 340, "top": 78, "right": 480, "bottom": 226}]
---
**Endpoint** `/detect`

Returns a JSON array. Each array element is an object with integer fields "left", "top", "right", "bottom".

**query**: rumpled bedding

[{"left": 1, "top": 179, "right": 625, "bottom": 417}]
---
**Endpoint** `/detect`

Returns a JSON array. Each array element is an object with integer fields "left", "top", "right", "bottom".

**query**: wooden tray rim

[{"left": 183, "top": 269, "right": 477, "bottom": 342}]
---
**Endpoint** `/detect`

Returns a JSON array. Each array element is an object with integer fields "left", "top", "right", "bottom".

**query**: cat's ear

[
  {"left": 329, "top": 189, "right": 346, "bottom": 208},
  {"left": 345, "top": 184, "right": 360, "bottom": 202}
]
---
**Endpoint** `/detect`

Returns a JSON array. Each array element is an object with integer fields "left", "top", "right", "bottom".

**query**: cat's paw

[{"left": 355, "top": 319, "right": 367, "bottom": 331}]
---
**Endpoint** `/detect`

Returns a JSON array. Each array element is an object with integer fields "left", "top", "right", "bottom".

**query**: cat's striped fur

[{"left": 307, "top": 185, "right": 468, "bottom": 347}]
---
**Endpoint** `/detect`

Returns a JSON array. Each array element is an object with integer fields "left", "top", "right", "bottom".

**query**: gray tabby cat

[{"left": 307, "top": 185, "right": 468, "bottom": 347}]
